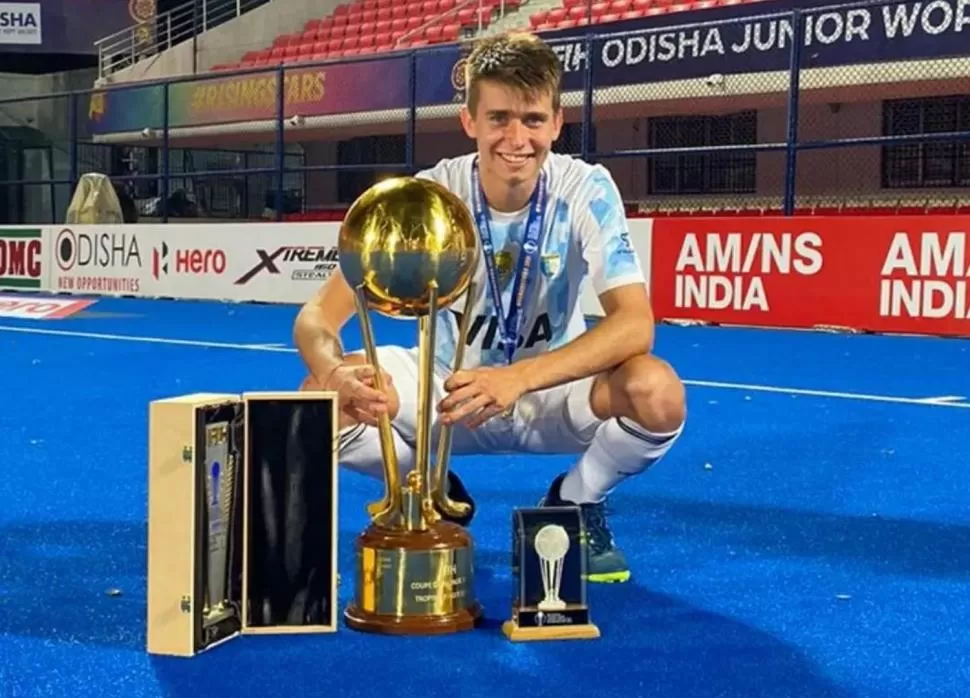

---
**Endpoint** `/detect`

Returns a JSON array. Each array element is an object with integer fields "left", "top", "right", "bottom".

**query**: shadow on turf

[
  {"left": 0, "top": 516, "right": 847, "bottom": 696},
  {"left": 146, "top": 572, "right": 853, "bottom": 698},
  {"left": 0, "top": 519, "right": 503, "bottom": 653},
  {"left": 628, "top": 495, "right": 970, "bottom": 579}
]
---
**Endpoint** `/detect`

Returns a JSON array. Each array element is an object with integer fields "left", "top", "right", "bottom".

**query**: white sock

[
  {"left": 338, "top": 423, "right": 414, "bottom": 481},
  {"left": 559, "top": 417, "right": 684, "bottom": 504}
]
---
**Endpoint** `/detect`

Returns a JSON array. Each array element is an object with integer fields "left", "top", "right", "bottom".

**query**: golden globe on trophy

[{"left": 339, "top": 176, "right": 484, "bottom": 635}]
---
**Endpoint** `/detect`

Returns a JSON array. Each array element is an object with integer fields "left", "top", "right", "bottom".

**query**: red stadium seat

[
  {"left": 441, "top": 22, "right": 460, "bottom": 41},
  {"left": 218, "top": 0, "right": 595, "bottom": 70},
  {"left": 567, "top": 5, "right": 588, "bottom": 19}
]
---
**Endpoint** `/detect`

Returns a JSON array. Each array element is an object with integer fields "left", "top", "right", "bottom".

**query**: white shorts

[{"left": 361, "top": 345, "right": 602, "bottom": 456}]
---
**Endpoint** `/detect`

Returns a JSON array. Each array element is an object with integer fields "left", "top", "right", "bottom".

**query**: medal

[{"left": 470, "top": 158, "right": 548, "bottom": 367}]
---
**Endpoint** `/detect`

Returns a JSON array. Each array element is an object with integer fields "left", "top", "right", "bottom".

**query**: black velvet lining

[{"left": 244, "top": 398, "right": 336, "bottom": 628}]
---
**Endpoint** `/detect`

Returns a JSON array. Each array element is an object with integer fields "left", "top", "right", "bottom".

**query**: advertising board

[{"left": 649, "top": 216, "right": 970, "bottom": 337}]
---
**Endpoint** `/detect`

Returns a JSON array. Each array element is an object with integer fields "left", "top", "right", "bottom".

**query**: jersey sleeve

[
  {"left": 413, "top": 156, "right": 465, "bottom": 188},
  {"left": 574, "top": 165, "right": 647, "bottom": 297}
]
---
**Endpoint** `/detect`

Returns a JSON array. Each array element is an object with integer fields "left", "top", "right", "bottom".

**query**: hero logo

[
  {"left": 234, "top": 245, "right": 338, "bottom": 285},
  {"left": 152, "top": 242, "right": 226, "bottom": 280},
  {"left": 55, "top": 228, "right": 142, "bottom": 271}
]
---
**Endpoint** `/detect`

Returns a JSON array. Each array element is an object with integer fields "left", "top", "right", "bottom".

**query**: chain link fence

[{"left": 794, "top": 1, "right": 970, "bottom": 212}]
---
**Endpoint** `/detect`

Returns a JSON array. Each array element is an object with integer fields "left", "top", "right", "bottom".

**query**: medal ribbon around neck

[{"left": 470, "top": 157, "right": 548, "bottom": 365}]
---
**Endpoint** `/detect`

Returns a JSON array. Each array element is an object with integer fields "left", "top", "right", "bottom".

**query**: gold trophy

[{"left": 339, "top": 176, "right": 483, "bottom": 635}]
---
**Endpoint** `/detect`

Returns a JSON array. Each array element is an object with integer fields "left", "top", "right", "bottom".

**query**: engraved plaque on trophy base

[
  {"left": 502, "top": 505, "right": 600, "bottom": 642},
  {"left": 146, "top": 391, "right": 339, "bottom": 657},
  {"left": 344, "top": 510, "right": 482, "bottom": 635}
]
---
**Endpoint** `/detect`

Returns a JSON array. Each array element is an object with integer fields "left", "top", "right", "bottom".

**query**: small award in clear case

[{"left": 503, "top": 505, "right": 600, "bottom": 642}]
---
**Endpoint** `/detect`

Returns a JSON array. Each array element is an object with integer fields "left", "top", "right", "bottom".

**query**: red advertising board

[{"left": 649, "top": 216, "right": 970, "bottom": 337}]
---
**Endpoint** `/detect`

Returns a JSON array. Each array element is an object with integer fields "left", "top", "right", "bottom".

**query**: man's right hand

[{"left": 321, "top": 362, "right": 394, "bottom": 428}]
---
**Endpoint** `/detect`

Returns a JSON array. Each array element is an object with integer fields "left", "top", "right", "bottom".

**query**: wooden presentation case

[{"left": 147, "top": 391, "right": 340, "bottom": 656}]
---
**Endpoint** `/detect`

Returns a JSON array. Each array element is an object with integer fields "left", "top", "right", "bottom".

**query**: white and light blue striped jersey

[{"left": 415, "top": 151, "right": 646, "bottom": 371}]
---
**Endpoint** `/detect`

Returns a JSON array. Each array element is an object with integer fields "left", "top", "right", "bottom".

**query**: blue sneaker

[{"left": 538, "top": 473, "right": 631, "bottom": 583}]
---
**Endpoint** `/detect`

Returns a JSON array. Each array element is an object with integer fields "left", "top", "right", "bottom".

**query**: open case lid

[{"left": 146, "top": 390, "right": 339, "bottom": 657}]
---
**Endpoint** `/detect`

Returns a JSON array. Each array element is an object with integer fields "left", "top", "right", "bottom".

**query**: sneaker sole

[{"left": 587, "top": 570, "right": 631, "bottom": 584}]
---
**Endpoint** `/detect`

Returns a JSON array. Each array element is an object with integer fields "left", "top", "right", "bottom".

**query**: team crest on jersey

[
  {"left": 540, "top": 253, "right": 561, "bottom": 277},
  {"left": 494, "top": 251, "right": 515, "bottom": 283}
]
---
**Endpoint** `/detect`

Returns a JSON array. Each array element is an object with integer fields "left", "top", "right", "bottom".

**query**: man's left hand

[{"left": 438, "top": 364, "right": 527, "bottom": 429}]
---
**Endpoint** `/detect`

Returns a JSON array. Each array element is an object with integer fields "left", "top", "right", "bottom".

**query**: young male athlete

[{"left": 294, "top": 32, "right": 686, "bottom": 583}]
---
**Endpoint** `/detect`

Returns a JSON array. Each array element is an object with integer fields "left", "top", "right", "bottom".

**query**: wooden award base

[
  {"left": 344, "top": 521, "right": 483, "bottom": 636},
  {"left": 501, "top": 619, "right": 601, "bottom": 642}
]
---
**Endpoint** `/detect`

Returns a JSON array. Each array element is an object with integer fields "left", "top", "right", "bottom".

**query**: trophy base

[
  {"left": 344, "top": 602, "right": 483, "bottom": 636},
  {"left": 501, "top": 619, "right": 601, "bottom": 642},
  {"left": 344, "top": 520, "right": 483, "bottom": 636}
]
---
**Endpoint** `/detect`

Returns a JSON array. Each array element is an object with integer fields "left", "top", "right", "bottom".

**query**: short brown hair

[{"left": 465, "top": 32, "right": 562, "bottom": 114}]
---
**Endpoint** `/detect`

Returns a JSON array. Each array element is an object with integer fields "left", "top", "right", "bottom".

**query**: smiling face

[
  {"left": 457, "top": 33, "right": 564, "bottom": 210},
  {"left": 460, "top": 79, "right": 563, "bottom": 195}
]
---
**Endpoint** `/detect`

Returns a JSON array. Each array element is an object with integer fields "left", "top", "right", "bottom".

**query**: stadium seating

[
  {"left": 209, "top": 0, "right": 522, "bottom": 71},
  {"left": 527, "top": 0, "right": 745, "bottom": 31},
  {"left": 208, "top": 0, "right": 756, "bottom": 71}
]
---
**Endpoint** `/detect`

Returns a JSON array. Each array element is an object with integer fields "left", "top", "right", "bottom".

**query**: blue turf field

[{"left": 0, "top": 296, "right": 967, "bottom": 698}]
